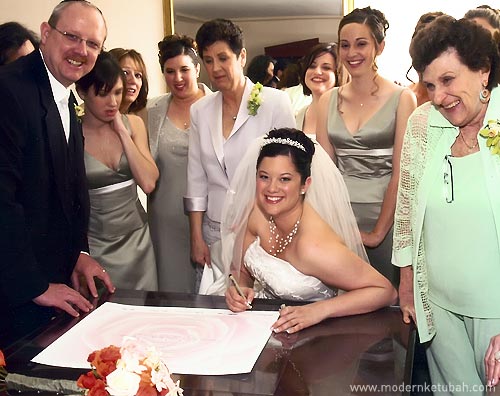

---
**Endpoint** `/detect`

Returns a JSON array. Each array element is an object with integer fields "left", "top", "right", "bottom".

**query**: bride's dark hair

[{"left": 257, "top": 128, "right": 315, "bottom": 183}]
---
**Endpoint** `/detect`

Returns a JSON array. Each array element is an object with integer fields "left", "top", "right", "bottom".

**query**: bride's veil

[{"left": 206, "top": 134, "right": 368, "bottom": 296}]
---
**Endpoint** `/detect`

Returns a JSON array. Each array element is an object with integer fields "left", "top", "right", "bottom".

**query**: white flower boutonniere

[
  {"left": 479, "top": 119, "right": 500, "bottom": 155},
  {"left": 74, "top": 103, "right": 85, "bottom": 122},
  {"left": 247, "top": 82, "right": 263, "bottom": 116}
]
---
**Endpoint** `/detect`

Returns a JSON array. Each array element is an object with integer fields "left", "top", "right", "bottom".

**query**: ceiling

[{"left": 174, "top": 0, "right": 344, "bottom": 20}]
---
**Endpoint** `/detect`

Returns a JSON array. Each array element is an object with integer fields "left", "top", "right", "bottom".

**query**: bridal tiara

[{"left": 261, "top": 137, "right": 306, "bottom": 152}]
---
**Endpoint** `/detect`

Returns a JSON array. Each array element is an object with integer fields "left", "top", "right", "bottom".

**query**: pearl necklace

[{"left": 268, "top": 215, "right": 301, "bottom": 256}]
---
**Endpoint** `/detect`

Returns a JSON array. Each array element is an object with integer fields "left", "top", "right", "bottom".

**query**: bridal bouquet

[{"left": 77, "top": 337, "right": 182, "bottom": 396}]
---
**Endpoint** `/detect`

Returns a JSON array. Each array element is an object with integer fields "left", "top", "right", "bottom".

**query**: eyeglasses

[
  {"left": 443, "top": 155, "right": 454, "bottom": 203},
  {"left": 49, "top": 24, "right": 103, "bottom": 53}
]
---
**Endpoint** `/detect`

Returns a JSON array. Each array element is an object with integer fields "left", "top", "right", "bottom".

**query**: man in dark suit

[{"left": 0, "top": 0, "right": 114, "bottom": 348}]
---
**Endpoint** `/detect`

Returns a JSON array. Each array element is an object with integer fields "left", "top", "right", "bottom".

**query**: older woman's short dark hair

[
  {"left": 300, "top": 43, "right": 339, "bottom": 96},
  {"left": 410, "top": 16, "right": 500, "bottom": 90},
  {"left": 157, "top": 33, "right": 199, "bottom": 72},
  {"left": 195, "top": 18, "right": 244, "bottom": 59}
]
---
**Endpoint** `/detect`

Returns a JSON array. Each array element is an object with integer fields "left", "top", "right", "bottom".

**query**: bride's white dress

[
  {"left": 244, "top": 237, "right": 336, "bottom": 301},
  {"left": 201, "top": 136, "right": 368, "bottom": 296}
]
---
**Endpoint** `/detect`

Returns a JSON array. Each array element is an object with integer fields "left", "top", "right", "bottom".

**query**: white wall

[{"left": 0, "top": 0, "right": 166, "bottom": 97}]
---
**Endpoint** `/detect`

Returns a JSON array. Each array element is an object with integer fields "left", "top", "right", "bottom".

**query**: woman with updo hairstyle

[
  {"left": 219, "top": 128, "right": 396, "bottom": 332},
  {"left": 295, "top": 42, "right": 338, "bottom": 138},
  {"left": 316, "top": 7, "right": 416, "bottom": 287},
  {"left": 185, "top": 19, "right": 295, "bottom": 293},
  {"left": 109, "top": 48, "right": 149, "bottom": 116},
  {"left": 464, "top": 5, "right": 500, "bottom": 39},
  {"left": 75, "top": 51, "right": 159, "bottom": 291},
  {"left": 147, "top": 33, "right": 212, "bottom": 293}
]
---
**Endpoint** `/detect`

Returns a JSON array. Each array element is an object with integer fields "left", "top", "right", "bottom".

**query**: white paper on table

[{"left": 32, "top": 302, "right": 279, "bottom": 375}]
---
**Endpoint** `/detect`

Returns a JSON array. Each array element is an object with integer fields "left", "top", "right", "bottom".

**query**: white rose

[{"left": 105, "top": 368, "right": 141, "bottom": 396}]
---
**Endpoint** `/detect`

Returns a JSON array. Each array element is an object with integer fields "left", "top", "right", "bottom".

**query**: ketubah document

[{"left": 32, "top": 302, "right": 279, "bottom": 375}]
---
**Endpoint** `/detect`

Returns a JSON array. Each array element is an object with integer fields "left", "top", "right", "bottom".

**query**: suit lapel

[
  {"left": 68, "top": 91, "right": 89, "bottom": 224},
  {"left": 229, "top": 78, "right": 252, "bottom": 138},
  {"left": 36, "top": 59, "right": 72, "bottom": 222},
  {"left": 68, "top": 91, "right": 81, "bottom": 147},
  {"left": 209, "top": 92, "right": 225, "bottom": 171},
  {"left": 208, "top": 79, "right": 254, "bottom": 173}
]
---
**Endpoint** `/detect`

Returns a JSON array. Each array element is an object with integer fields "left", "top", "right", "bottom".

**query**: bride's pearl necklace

[{"left": 268, "top": 215, "right": 301, "bottom": 256}]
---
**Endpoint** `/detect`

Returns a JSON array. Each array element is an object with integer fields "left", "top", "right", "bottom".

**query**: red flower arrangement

[
  {"left": 77, "top": 338, "right": 182, "bottom": 396},
  {"left": 0, "top": 350, "right": 6, "bottom": 392}
]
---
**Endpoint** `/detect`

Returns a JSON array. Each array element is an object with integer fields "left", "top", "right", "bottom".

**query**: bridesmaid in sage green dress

[
  {"left": 76, "top": 52, "right": 159, "bottom": 291},
  {"left": 316, "top": 7, "right": 416, "bottom": 286},
  {"left": 147, "top": 34, "right": 212, "bottom": 292}
]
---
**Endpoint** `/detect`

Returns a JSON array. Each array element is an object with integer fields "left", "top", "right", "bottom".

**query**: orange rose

[
  {"left": 88, "top": 351, "right": 98, "bottom": 364},
  {"left": 0, "top": 350, "right": 5, "bottom": 367},
  {"left": 95, "top": 360, "right": 117, "bottom": 378},
  {"left": 77, "top": 372, "right": 97, "bottom": 390},
  {"left": 99, "top": 345, "right": 120, "bottom": 362},
  {"left": 87, "top": 379, "right": 108, "bottom": 396}
]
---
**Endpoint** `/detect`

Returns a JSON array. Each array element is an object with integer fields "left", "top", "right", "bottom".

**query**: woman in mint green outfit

[{"left": 393, "top": 16, "right": 500, "bottom": 393}]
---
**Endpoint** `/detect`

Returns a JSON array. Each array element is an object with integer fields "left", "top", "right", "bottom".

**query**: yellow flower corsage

[
  {"left": 247, "top": 82, "right": 263, "bottom": 116},
  {"left": 479, "top": 119, "right": 500, "bottom": 155}
]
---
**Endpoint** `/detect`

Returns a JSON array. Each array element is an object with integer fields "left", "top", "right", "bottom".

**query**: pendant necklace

[
  {"left": 268, "top": 213, "right": 301, "bottom": 256},
  {"left": 459, "top": 131, "right": 478, "bottom": 152}
]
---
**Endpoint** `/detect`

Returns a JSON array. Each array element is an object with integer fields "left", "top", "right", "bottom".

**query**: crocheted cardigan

[{"left": 392, "top": 87, "right": 500, "bottom": 343}]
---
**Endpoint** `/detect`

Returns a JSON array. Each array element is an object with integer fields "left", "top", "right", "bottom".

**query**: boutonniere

[
  {"left": 74, "top": 103, "right": 85, "bottom": 123},
  {"left": 479, "top": 119, "right": 500, "bottom": 155},
  {"left": 247, "top": 82, "right": 263, "bottom": 116}
]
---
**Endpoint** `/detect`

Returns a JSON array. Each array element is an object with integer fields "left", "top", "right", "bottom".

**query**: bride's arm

[{"left": 273, "top": 229, "right": 397, "bottom": 333}]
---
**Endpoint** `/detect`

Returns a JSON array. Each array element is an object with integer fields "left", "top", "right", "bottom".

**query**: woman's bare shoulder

[
  {"left": 247, "top": 203, "right": 266, "bottom": 236},
  {"left": 296, "top": 204, "right": 344, "bottom": 254}
]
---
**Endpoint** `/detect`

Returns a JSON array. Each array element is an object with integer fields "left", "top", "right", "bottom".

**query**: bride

[{"left": 221, "top": 128, "right": 396, "bottom": 333}]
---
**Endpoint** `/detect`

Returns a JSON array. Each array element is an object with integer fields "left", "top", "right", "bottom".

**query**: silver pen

[{"left": 229, "top": 274, "right": 252, "bottom": 309}]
